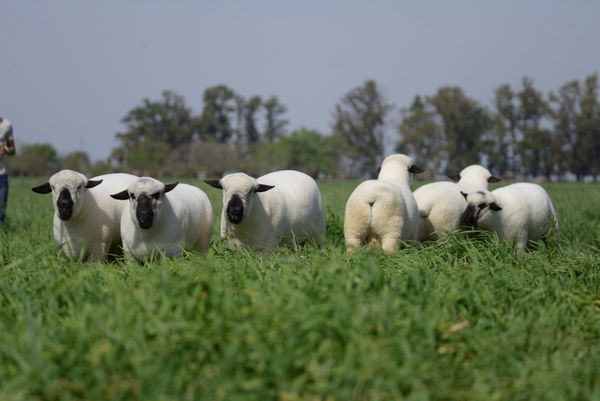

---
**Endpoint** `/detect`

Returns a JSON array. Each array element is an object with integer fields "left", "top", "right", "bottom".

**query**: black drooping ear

[
  {"left": 409, "top": 165, "right": 425, "bottom": 174},
  {"left": 489, "top": 202, "right": 502, "bottom": 211},
  {"left": 204, "top": 179, "right": 223, "bottom": 189},
  {"left": 255, "top": 184, "right": 275, "bottom": 193},
  {"left": 86, "top": 179, "right": 103, "bottom": 189},
  {"left": 31, "top": 182, "right": 52, "bottom": 194},
  {"left": 164, "top": 182, "right": 178, "bottom": 193},
  {"left": 460, "top": 191, "right": 468, "bottom": 200},
  {"left": 110, "top": 189, "right": 130, "bottom": 200},
  {"left": 447, "top": 173, "right": 461, "bottom": 181},
  {"left": 488, "top": 176, "right": 502, "bottom": 183}
]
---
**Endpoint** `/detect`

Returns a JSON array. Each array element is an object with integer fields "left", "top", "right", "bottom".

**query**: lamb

[
  {"left": 414, "top": 165, "right": 501, "bottom": 241},
  {"left": 343, "top": 154, "right": 424, "bottom": 253},
  {"left": 110, "top": 177, "right": 213, "bottom": 260},
  {"left": 460, "top": 183, "right": 559, "bottom": 249},
  {"left": 204, "top": 170, "right": 325, "bottom": 250},
  {"left": 31, "top": 170, "right": 137, "bottom": 261}
]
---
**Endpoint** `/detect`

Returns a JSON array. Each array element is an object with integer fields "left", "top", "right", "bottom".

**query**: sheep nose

[{"left": 226, "top": 205, "right": 243, "bottom": 224}]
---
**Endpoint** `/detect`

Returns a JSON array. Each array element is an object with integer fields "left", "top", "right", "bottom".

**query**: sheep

[
  {"left": 414, "top": 164, "right": 501, "bottom": 241},
  {"left": 31, "top": 170, "right": 137, "bottom": 261},
  {"left": 343, "top": 154, "right": 424, "bottom": 253},
  {"left": 110, "top": 177, "right": 213, "bottom": 260},
  {"left": 204, "top": 170, "right": 325, "bottom": 250},
  {"left": 460, "top": 183, "right": 559, "bottom": 249}
]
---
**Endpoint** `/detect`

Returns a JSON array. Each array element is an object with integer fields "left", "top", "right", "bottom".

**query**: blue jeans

[{"left": 0, "top": 174, "right": 7, "bottom": 226}]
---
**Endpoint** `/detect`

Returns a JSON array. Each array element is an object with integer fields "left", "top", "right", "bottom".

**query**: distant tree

[
  {"left": 117, "top": 90, "right": 194, "bottom": 149},
  {"left": 516, "top": 78, "right": 555, "bottom": 179},
  {"left": 397, "top": 96, "right": 442, "bottom": 179},
  {"left": 278, "top": 129, "right": 340, "bottom": 178},
  {"left": 197, "top": 85, "right": 240, "bottom": 144},
  {"left": 550, "top": 80, "right": 580, "bottom": 178},
  {"left": 263, "top": 96, "right": 289, "bottom": 143},
  {"left": 62, "top": 151, "right": 92, "bottom": 175},
  {"left": 166, "top": 141, "right": 238, "bottom": 178},
  {"left": 333, "top": 80, "right": 392, "bottom": 177},
  {"left": 576, "top": 73, "right": 600, "bottom": 180},
  {"left": 487, "top": 84, "right": 519, "bottom": 175},
  {"left": 9, "top": 143, "right": 60, "bottom": 176},
  {"left": 243, "top": 96, "right": 263, "bottom": 145},
  {"left": 427, "top": 87, "right": 492, "bottom": 170}
]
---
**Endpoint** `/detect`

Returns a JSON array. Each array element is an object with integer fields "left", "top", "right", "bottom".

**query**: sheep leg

[{"left": 381, "top": 235, "right": 400, "bottom": 254}]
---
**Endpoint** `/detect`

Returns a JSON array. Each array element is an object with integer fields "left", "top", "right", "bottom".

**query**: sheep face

[
  {"left": 460, "top": 190, "right": 502, "bottom": 228},
  {"left": 110, "top": 178, "right": 178, "bottom": 230},
  {"left": 31, "top": 169, "right": 103, "bottom": 221},
  {"left": 205, "top": 173, "right": 274, "bottom": 225},
  {"left": 377, "top": 154, "right": 424, "bottom": 182}
]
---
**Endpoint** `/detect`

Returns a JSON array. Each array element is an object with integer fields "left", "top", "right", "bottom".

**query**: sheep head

[
  {"left": 111, "top": 177, "right": 178, "bottom": 230},
  {"left": 460, "top": 190, "right": 502, "bottom": 228},
  {"left": 31, "top": 169, "right": 103, "bottom": 221},
  {"left": 377, "top": 154, "right": 424, "bottom": 183},
  {"left": 205, "top": 172, "right": 274, "bottom": 225}
]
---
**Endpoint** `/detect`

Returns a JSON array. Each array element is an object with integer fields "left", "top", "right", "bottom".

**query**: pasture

[{"left": 0, "top": 178, "right": 599, "bottom": 401}]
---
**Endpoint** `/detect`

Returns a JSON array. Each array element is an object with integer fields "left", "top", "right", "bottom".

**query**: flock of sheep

[{"left": 30, "top": 153, "right": 559, "bottom": 262}]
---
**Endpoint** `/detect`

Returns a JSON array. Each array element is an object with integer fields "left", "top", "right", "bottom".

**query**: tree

[
  {"left": 8, "top": 143, "right": 60, "bottom": 176},
  {"left": 62, "top": 151, "right": 92, "bottom": 175},
  {"left": 333, "top": 80, "right": 392, "bottom": 178},
  {"left": 278, "top": 129, "right": 340, "bottom": 178},
  {"left": 427, "top": 87, "right": 492, "bottom": 171},
  {"left": 243, "top": 96, "right": 263, "bottom": 145},
  {"left": 550, "top": 80, "right": 580, "bottom": 178},
  {"left": 516, "top": 78, "right": 554, "bottom": 179},
  {"left": 397, "top": 96, "right": 442, "bottom": 179},
  {"left": 117, "top": 90, "right": 194, "bottom": 149},
  {"left": 197, "top": 85, "right": 240, "bottom": 144},
  {"left": 263, "top": 96, "right": 288, "bottom": 143},
  {"left": 488, "top": 84, "right": 519, "bottom": 175}
]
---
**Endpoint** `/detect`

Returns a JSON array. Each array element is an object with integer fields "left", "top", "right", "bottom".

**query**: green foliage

[
  {"left": 8, "top": 143, "right": 61, "bottom": 176},
  {"left": 1, "top": 179, "right": 599, "bottom": 400},
  {"left": 333, "top": 80, "right": 392, "bottom": 178}
]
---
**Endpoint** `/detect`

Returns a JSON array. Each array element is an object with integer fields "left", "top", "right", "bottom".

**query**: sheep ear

[
  {"left": 460, "top": 191, "right": 468, "bottom": 200},
  {"left": 489, "top": 202, "right": 502, "bottom": 211},
  {"left": 488, "top": 176, "right": 502, "bottom": 183},
  {"left": 409, "top": 165, "right": 425, "bottom": 174},
  {"left": 256, "top": 184, "right": 275, "bottom": 193},
  {"left": 31, "top": 182, "right": 52, "bottom": 194},
  {"left": 164, "top": 182, "right": 178, "bottom": 193},
  {"left": 447, "top": 174, "right": 461, "bottom": 181},
  {"left": 110, "top": 190, "right": 130, "bottom": 200},
  {"left": 86, "top": 179, "right": 103, "bottom": 189},
  {"left": 204, "top": 180, "right": 223, "bottom": 189}
]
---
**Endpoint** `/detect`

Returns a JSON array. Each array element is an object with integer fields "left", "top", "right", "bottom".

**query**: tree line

[{"left": 10, "top": 73, "right": 600, "bottom": 181}]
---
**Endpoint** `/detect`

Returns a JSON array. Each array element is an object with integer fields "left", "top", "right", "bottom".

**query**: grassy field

[{"left": 0, "top": 177, "right": 599, "bottom": 401}]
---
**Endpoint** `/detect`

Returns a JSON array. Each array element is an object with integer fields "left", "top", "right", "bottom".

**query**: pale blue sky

[{"left": 2, "top": 0, "right": 599, "bottom": 160}]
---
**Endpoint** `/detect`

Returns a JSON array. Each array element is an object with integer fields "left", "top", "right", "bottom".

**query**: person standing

[{"left": 0, "top": 118, "right": 16, "bottom": 227}]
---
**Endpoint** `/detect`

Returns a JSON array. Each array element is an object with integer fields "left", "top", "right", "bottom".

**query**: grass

[{"left": 0, "top": 178, "right": 599, "bottom": 400}]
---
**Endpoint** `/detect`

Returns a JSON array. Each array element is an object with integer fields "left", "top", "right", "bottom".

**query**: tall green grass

[{"left": 0, "top": 178, "right": 598, "bottom": 400}]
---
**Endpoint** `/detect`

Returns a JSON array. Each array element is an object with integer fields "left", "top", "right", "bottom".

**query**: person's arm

[{"left": 0, "top": 129, "right": 15, "bottom": 156}]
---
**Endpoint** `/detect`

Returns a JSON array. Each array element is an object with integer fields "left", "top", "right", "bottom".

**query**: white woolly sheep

[
  {"left": 110, "top": 177, "right": 213, "bottom": 260},
  {"left": 414, "top": 164, "right": 501, "bottom": 241},
  {"left": 205, "top": 170, "right": 325, "bottom": 250},
  {"left": 32, "top": 170, "right": 137, "bottom": 261},
  {"left": 343, "top": 154, "right": 424, "bottom": 253},
  {"left": 460, "top": 183, "right": 559, "bottom": 249}
]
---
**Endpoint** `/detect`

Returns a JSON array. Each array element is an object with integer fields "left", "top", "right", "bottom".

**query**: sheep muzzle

[
  {"left": 136, "top": 195, "right": 154, "bottom": 229},
  {"left": 57, "top": 188, "right": 74, "bottom": 221},
  {"left": 226, "top": 195, "right": 244, "bottom": 224}
]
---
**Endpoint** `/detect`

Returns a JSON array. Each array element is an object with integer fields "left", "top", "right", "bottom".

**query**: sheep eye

[
  {"left": 130, "top": 193, "right": 136, "bottom": 200},
  {"left": 478, "top": 203, "right": 486, "bottom": 209},
  {"left": 151, "top": 192, "right": 160, "bottom": 200},
  {"left": 77, "top": 184, "right": 83, "bottom": 190}
]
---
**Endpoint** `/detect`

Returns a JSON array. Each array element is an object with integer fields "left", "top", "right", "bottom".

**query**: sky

[{"left": 2, "top": 0, "right": 599, "bottom": 161}]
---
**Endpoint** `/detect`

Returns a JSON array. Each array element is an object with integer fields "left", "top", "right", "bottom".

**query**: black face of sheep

[
  {"left": 57, "top": 188, "right": 74, "bottom": 221},
  {"left": 135, "top": 195, "right": 155, "bottom": 229},
  {"left": 226, "top": 195, "right": 244, "bottom": 224}
]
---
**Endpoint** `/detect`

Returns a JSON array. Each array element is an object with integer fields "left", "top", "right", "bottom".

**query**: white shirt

[{"left": 0, "top": 118, "right": 14, "bottom": 175}]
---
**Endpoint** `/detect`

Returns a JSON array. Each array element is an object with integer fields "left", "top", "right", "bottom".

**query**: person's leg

[{"left": 0, "top": 174, "right": 8, "bottom": 226}]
